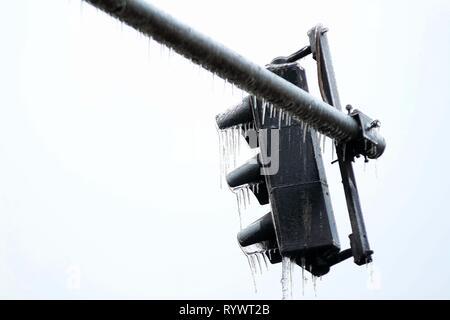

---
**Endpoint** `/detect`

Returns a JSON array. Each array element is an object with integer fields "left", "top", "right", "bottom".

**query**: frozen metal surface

[
  {"left": 308, "top": 25, "right": 373, "bottom": 265},
  {"left": 83, "top": 0, "right": 385, "bottom": 146}
]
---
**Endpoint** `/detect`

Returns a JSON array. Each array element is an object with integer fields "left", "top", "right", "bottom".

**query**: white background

[{"left": 1, "top": 0, "right": 449, "bottom": 299}]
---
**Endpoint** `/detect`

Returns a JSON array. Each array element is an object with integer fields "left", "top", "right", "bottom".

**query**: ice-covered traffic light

[
  {"left": 216, "top": 25, "right": 380, "bottom": 278},
  {"left": 217, "top": 62, "right": 351, "bottom": 276}
]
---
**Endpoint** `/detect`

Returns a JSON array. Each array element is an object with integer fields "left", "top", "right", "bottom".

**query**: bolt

[
  {"left": 345, "top": 104, "right": 353, "bottom": 114},
  {"left": 368, "top": 119, "right": 381, "bottom": 129}
]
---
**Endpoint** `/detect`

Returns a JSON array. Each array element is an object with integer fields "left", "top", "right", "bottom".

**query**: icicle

[
  {"left": 322, "top": 134, "right": 326, "bottom": 154},
  {"left": 301, "top": 257, "right": 306, "bottom": 296},
  {"left": 217, "top": 125, "right": 243, "bottom": 170},
  {"left": 278, "top": 109, "right": 283, "bottom": 128},
  {"left": 289, "top": 258, "right": 294, "bottom": 298},
  {"left": 246, "top": 256, "right": 258, "bottom": 293},
  {"left": 254, "top": 253, "right": 263, "bottom": 274},
  {"left": 238, "top": 124, "right": 242, "bottom": 155},
  {"left": 243, "top": 188, "right": 247, "bottom": 209},
  {"left": 218, "top": 128, "right": 224, "bottom": 188},
  {"left": 232, "top": 128, "right": 236, "bottom": 167},
  {"left": 368, "top": 262, "right": 374, "bottom": 282},
  {"left": 159, "top": 42, "right": 164, "bottom": 58},
  {"left": 237, "top": 188, "right": 242, "bottom": 209},
  {"left": 312, "top": 275, "right": 318, "bottom": 297},
  {"left": 281, "top": 256, "right": 292, "bottom": 300},
  {"left": 246, "top": 186, "right": 251, "bottom": 206},
  {"left": 235, "top": 126, "right": 240, "bottom": 164},
  {"left": 223, "top": 130, "right": 228, "bottom": 170},
  {"left": 261, "top": 99, "right": 266, "bottom": 124},
  {"left": 252, "top": 255, "right": 260, "bottom": 275},
  {"left": 239, "top": 189, "right": 243, "bottom": 209},
  {"left": 231, "top": 127, "right": 236, "bottom": 164},
  {"left": 331, "top": 139, "right": 335, "bottom": 161},
  {"left": 228, "top": 128, "right": 233, "bottom": 169},
  {"left": 366, "top": 262, "right": 381, "bottom": 290},
  {"left": 303, "top": 122, "right": 309, "bottom": 143},
  {"left": 262, "top": 253, "right": 269, "bottom": 270},
  {"left": 234, "top": 127, "right": 238, "bottom": 167},
  {"left": 226, "top": 130, "right": 232, "bottom": 171},
  {"left": 223, "top": 130, "right": 228, "bottom": 172},
  {"left": 235, "top": 193, "right": 242, "bottom": 226}
]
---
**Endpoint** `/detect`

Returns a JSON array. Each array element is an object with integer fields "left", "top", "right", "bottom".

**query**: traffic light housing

[
  {"left": 216, "top": 25, "right": 376, "bottom": 276},
  {"left": 217, "top": 62, "right": 347, "bottom": 276}
]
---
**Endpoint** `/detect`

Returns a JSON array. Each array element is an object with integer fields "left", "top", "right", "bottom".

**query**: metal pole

[
  {"left": 83, "top": 0, "right": 380, "bottom": 144},
  {"left": 310, "top": 26, "right": 373, "bottom": 265}
]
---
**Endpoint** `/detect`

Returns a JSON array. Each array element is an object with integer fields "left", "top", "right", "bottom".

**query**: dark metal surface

[
  {"left": 218, "top": 62, "right": 350, "bottom": 276},
  {"left": 226, "top": 155, "right": 262, "bottom": 188},
  {"left": 84, "top": 0, "right": 385, "bottom": 152},
  {"left": 216, "top": 97, "right": 253, "bottom": 130},
  {"left": 252, "top": 63, "right": 341, "bottom": 276},
  {"left": 308, "top": 25, "right": 373, "bottom": 265},
  {"left": 349, "top": 110, "right": 385, "bottom": 159},
  {"left": 226, "top": 155, "right": 270, "bottom": 206},
  {"left": 270, "top": 46, "right": 312, "bottom": 64},
  {"left": 237, "top": 213, "right": 276, "bottom": 247}
]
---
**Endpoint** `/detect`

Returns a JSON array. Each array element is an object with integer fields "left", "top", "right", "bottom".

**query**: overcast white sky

[{"left": 1, "top": 0, "right": 450, "bottom": 299}]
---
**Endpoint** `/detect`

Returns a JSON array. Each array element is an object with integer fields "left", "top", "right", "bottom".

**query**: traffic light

[{"left": 216, "top": 25, "right": 379, "bottom": 277}]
